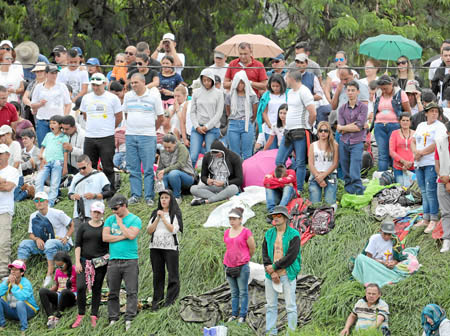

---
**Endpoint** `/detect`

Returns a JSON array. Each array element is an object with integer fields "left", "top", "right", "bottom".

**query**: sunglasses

[
  {"left": 272, "top": 213, "right": 284, "bottom": 218},
  {"left": 54, "top": 52, "right": 61, "bottom": 57},
  {"left": 319, "top": 129, "right": 330, "bottom": 133},
  {"left": 397, "top": 60, "right": 408, "bottom": 65},
  {"left": 78, "top": 166, "right": 87, "bottom": 171},
  {"left": 272, "top": 59, "right": 281, "bottom": 63},
  {"left": 111, "top": 204, "right": 124, "bottom": 211},
  {"left": 91, "top": 77, "right": 104, "bottom": 82},
  {"left": 4, "top": 57, "right": 13, "bottom": 61},
  {"left": 125, "top": 52, "right": 135, "bottom": 55},
  {"left": 34, "top": 198, "right": 47, "bottom": 203},
  {"left": 0, "top": 47, "right": 11, "bottom": 51},
  {"left": 335, "top": 57, "right": 345, "bottom": 62},
  {"left": 136, "top": 62, "right": 144, "bottom": 66},
  {"left": 116, "top": 60, "right": 125, "bottom": 63}
]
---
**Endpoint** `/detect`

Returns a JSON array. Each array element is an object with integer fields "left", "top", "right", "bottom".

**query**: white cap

[
  {"left": 0, "top": 125, "right": 13, "bottom": 136},
  {"left": 0, "top": 144, "right": 10, "bottom": 154},
  {"left": 34, "top": 191, "right": 49, "bottom": 200},
  {"left": 90, "top": 73, "right": 107, "bottom": 85},
  {"left": 162, "top": 33, "right": 175, "bottom": 41},
  {"left": 295, "top": 53, "right": 308, "bottom": 62},
  {"left": 0, "top": 40, "right": 13, "bottom": 49},
  {"left": 91, "top": 201, "right": 105, "bottom": 214}
]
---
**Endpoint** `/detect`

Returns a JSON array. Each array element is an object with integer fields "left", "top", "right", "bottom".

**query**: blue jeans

[
  {"left": 227, "top": 120, "right": 254, "bottom": 160},
  {"left": 416, "top": 165, "right": 439, "bottom": 221},
  {"left": 308, "top": 173, "right": 337, "bottom": 204},
  {"left": 265, "top": 186, "right": 296, "bottom": 212},
  {"left": 339, "top": 141, "right": 364, "bottom": 195},
  {"left": 190, "top": 127, "right": 220, "bottom": 168},
  {"left": 265, "top": 133, "right": 278, "bottom": 150},
  {"left": 374, "top": 122, "right": 400, "bottom": 171},
  {"left": 163, "top": 170, "right": 194, "bottom": 198},
  {"left": 113, "top": 152, "right": 127, "bottom": 170},
  {"left": 393, "top": 168, "right": 415, "bottom": 188},
  {"left": 0, "top": 299, "right": 35, "bottom": 331},
  {"left": 126, "top": 135, "right": 157, "bottom": 200},
  {"left": 36, "top": 119, "right": 50, "bottom": 147},
  {"left": 36, "top": 160, "right": 63, "bottom": 206},
  {"left": 17, "top": 239, "right": 71, "bottom": 261},
  {"left": 335, "top": 131, "right": 343, "bottom": 179},
  {"left": 275, "top": 135, "right": 307, "bottom": 192},
  {"left": 265, "top": 275, "right": 297, "bottom": 335},
  {"left": 226, "top": 263, "right": 250, "bottom": 318},
  {"left": 14, "top": 176, "right": 27, "bottom": 202}
]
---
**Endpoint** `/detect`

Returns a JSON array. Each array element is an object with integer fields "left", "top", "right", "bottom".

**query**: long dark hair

[
  {"left": 267, "top": 73, "right": 287, "bottom": 94},
  {"left": 150, "top": 190, "right": 183, "bottom": 233},
  {"left": 277, "top": 104, "right": 288, "bottom": 128},
  {"left": 54, "top": 251, "right": 73, "bottom": 290}
]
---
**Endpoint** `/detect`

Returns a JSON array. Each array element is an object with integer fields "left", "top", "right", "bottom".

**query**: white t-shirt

[
  {"left": 359, "top": 76, "right": 379, "bottom": 88},
  {"left": 81, "top": 91, "right": 122, "bottom": 138},
  {"left": 0, "top": 165, "right": 19, "bottom": 215},
  {"left": 209, "top": 63, "right": 229, "bottom": 89},
  {"left": 157, "top": 52, "right": 185, "bottom": 76},
  {"left": 429, "top": 57, "right": 442, "bottom": 81},
  {"left": 148, "top": 213, "right": 179, "bottom": 250},
  {"left": 444, "top": 107, "right": 450, "bottom": 121},
  {"left": 8, "top": 141, "right": 22, "bottom": 175},
  {"left": 414, "top": 120, "right": 447, "bottom": 167},
  {"left": 122, "top": 88, "right": 164, "bottom": 136},
  {"left": 28, "top": 208, "right": 73, "bottom": 245},
  {"left": 0, "top": 70, "right": 23, "bottom": 102},
  {"left": 263, "top": 93, "right": 287, "bottom": 134},
  {"left": 327, "top": 69, "right": 359, "bottom": 95},
  {"left": 57, "top": 67, "right": 89, "bottom": 99},
  {"left": 31, "top": 82, "right": 71, "bottom": 120},
  {"left": 68, "top": 171, "right": 110, "bottom": 218},
  {"left": 286, "top": 85, "right": 315, "bottom": 130},
  {"left": 365, "top": 233, "right": 394, "bottom": 261}
]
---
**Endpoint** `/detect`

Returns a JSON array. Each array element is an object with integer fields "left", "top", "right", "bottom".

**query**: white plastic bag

[
  {"left": 154, "top": 179, "right": 165, "bottom": 193},
  {"left": 203, "top": 326, "right": 227, "bottom": 336}
]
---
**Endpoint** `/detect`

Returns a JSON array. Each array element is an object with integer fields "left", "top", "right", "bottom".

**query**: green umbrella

[{"left": 359, "top": 34, "right": 422, "bottom": 61}]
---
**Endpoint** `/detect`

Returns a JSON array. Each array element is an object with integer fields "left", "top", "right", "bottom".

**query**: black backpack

[
  {"left": 310, "top": 206, "right": 335, "bottom": 235},
  {"left": 31, "top": 213, "right": 55, "bottom": 242}
]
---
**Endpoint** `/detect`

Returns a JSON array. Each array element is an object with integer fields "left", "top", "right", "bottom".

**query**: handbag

[
  {"left": 225, "top": 265, "right": 242, "bottom": 278},
  {"left": 91, "top": 254, "right": 109, "bottom": 268}
]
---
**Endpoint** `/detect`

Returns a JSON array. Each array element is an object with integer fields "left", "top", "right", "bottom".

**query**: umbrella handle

[{"left": 385, "top": 59, "right": 389, "bottom": 75}]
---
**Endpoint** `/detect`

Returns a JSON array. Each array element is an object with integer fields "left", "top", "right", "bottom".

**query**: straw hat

[{"left": 15, "top": 41, "right": 39, "bottom": 69}]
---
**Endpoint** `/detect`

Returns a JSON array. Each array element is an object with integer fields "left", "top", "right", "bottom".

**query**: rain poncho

[{"left": 229, "top": 70, "right": 257, "bottom": 132}]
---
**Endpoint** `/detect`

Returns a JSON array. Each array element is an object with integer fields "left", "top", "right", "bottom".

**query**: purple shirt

[{"left": 338, "top": 100, "right": 368, "bottom": 145}]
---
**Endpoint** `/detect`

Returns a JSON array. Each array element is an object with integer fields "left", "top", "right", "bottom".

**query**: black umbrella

[{"left": 423, "top": 54, "right": 440, "bottom": 67}]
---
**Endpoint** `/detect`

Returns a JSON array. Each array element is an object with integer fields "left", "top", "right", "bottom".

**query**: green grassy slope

[{"left": 7, "top": 175, "right": 450, "bottom": 336}]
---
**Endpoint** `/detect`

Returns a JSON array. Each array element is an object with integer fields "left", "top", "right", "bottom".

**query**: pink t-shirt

[
  {"left": 389, "top": 129, "right": 414, "bottom": 170},
  {"left": 375, "top": 91, "right": 408, "bottom": 124},
  {"left": 54, "top": 265, "right": 77, "bottom": 293},
  {"left": 223, "top": 227, "right": 252, "bottom": 268}
]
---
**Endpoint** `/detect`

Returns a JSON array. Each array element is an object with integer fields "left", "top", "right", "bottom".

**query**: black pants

[
  {"left": 76, "top": 261, "right": 107, "bottom": 316},
  {"left": 39, "top": 288, "right": 76, "bottom": 317},
  {"left": 150, "top": 249, "right": 180, "bottom": 306},
  {"left": 84, "top": 136, "right": 115, "bottom": 190}
]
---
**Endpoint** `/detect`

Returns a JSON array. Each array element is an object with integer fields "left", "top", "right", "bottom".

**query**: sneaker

[
  {"left": 424, "top": 221, "right": 437, "bottom": 234},
  {"left": 71, "top": 315, "right": 84, "bottom": 328},
  {"left": 413, "top": 220, "right": 428, "bottom": 228},
  {"left": 109, "top": 320, "right": 116, "bottom": 326},
  {"left": 52, "top": 317, "right": 60, "bottom": 328},
  {"left": 128, "top": 196, "right": 140, "bottom": 205},
  {"left": 43, "top": 275, "right": 52, "bottom": 287},
  {"left": 146, "top": 199, "right": 155, "bottom": 207},
  {"left": 190, "top": 198, "right": 205, "bottom": 206},
  {"left": 441, "top": 239, "right": 450, "bottom": 253},
  {"left": 227, "top": 316, "right": 238, "bottom": 322},
  {"left": 238, "top": 317, "right": 246, "bottom": 324},
  {"left": 125, "top": 320, "right": 132, "bottom": 331},
  {"left": 90, "top": 315, "right": 98, "bottom": 327},
  {"left": 47, "top": 316, "right": 55, "bottom": 329},
  {"left": 176, "top": 197, "right": 182, "bottom": 205}
]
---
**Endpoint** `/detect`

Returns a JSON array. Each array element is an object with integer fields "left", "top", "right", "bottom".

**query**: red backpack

[{"left": 287, "top": 198, "right": 312, "bottom": 233}]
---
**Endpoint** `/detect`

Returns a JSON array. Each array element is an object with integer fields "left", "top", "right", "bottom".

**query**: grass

[{"left": 6, "top": 173, "right": 450, "bottom": 335}]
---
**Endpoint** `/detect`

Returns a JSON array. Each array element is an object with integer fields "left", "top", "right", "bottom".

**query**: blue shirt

[
  {"left": 104, "top": 213, "right": 142, "bottom": 260},
  {"left": 41, "top": 132, "right": 69, "bottom": 162},
  {"left": 158, "top": 73, "right": 183, "bottom": 101}
]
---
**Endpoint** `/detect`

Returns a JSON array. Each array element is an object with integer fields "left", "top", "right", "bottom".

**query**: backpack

[
  {"left": 31, "top": 213, "right": 55, "bottom": 242},
  {"left": 310, "top": 206, "right": 335, "bottom": 235},
  {"left": 287, "top": 197, "right": 312, "bottom": 233},
  {"left": 379, "top": 170, "right": 395, "bottom": 186}
]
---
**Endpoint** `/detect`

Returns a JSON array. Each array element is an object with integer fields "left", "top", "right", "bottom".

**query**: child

[
  {"left": 113, "top": 123, "right": 126, "bottom": 171},
  {"left": 39, "top": 251, "right": 77, "bottom": 329},
  {"left": 264, "top": 104, "right": 287, "bottom": 150},
  {"left": 36, "top": 115, "right": 69, "bottom": 206}
]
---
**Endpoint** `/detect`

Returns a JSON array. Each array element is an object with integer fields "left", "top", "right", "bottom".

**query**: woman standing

[
  {"left": 223, "top": 207, "right": 256, "bottom": 323},
  {"left": 411, "top": 103, "right": 447, "bottom": 233},
  {"left": 0, "top": 50, "right": 24, "bottom": 102},
  {"left": 22, "top": 62, "right": 47, "bottom": 126},
  {"left": 159, "top": 56, "right": 183, "bottom": 109},
  {"left": 147, "top": 190, "right": 182, "bottom": 310},
  {"left": 308, "top": 121, "right": 339, "bottom": 205},
  {"left": 389, "top": 112, "right": 415, "bottom": 187},
  {"left": 360, "top": 58, "right": 379, "bottom": 87},
  {"left": 38, "top": 251, "right": 77, "bottom": 329},
  {"left": 324, "top": 51, "right": 358, "bottom": 103},
  {"left": 72, "top": 201, "right": 109, "bottom": 328},
  {"left": 393, "top": 55, "right": 423, "bottom": 90},
  {"left": 370, "top": 75, "right": 411, "bottom": 172},
  {"left": 421, "top": 304, "right": 450, "bottom": 336},
  {"left": 135, "top": 53, "right": 159, "bottom": 89}
]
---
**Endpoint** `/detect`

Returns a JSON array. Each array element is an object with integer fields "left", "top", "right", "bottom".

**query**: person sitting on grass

[
  {"left": 340, "top": 283, "right": 390, "bottom": 335},
  {"left": 0, "top": 260, "right": 39, "bottom": 334},
  {"left": 263, "top": 164, "right": 297, "bottom": 217},
  {"left": 421, "top": 304, "right": 450, "bottom": 336}
]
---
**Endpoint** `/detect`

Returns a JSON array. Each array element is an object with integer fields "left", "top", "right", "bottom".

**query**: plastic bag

[
  {"left": 203, "top": 326, "right": 227, "bottom": 336},
  {"left": 154, "top": 179, "right": 165, "bottom": 193}
]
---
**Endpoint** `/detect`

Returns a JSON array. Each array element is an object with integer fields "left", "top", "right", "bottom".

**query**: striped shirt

[{"left": 353, "top": 298, "right": 389, "bottom": 330}]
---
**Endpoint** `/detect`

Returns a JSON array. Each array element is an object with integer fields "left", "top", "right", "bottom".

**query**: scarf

[
  {"left": 422, "top": 304, "right": 446, "bottom": 336},
  {"left": 436, "top": 135, "right": 450, "bottom": 177},
  {"left": 230, "top": 70, "right": 256, "bottom": 132}
]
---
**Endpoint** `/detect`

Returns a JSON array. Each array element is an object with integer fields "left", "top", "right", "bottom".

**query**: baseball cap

[
  {"left": 381, "top": 222, "right": 396, "bottom": 235},
  {"left": 8, "top": 260, "right": 26, "bottom": 272},
  {"left": 0, "top": 144, "right": 10, "bottom": 154},
  {"left": 31, "top": 61, "right": 47, "bottom": 72},
  {"left": 163, "top": 33, "right": 175, "bottom": 41},
  {"left": 108, "top": 194, "right": 128, "bottom": 208},
  {"left": 90, "top": 73, "right": 106, "bottom": 85},
  {"left": 405, "top": 80, "right": 420, "bottom": 94},
  {"left": 34, "top": 191, "right": 49, "bottom": 200},
  {"left": 295, "top": 53, "right": 308, "bottom": 62},
  {"left": 45, "top": 64, "right": 59, "bottom": 73},
  {"left": 71, "top": 47, "right": 83, "bottom": 56},
  {"left": 0, "top": 40, "right": 13, "bottom": 49},
  {"left": 51, "top": 45, "right": 67, "bottom": 56},
  {"left": 0, "top": 125, "right": 13, "bottom": 135},
  {"left": 86, "top": 57, "right": 100, "bottom": 66},
  {"left": 214, "top": 51, "right": 225, "bottom": 59},
  {"left": 91, "top": 201, "right": 105, "bottom": 214},
  {"left": 271, "top": 54, "right": 285, "bottom": 61}
]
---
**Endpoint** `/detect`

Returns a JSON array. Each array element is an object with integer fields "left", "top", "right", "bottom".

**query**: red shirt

[
  {"left": 435, "top": 141, "right": 450, "bottom": 183},
  {"left": 225, "top": 57, "right": 268, "bottom": 96},
  {"left": 0, "top": 103, "right": 18, "bottom": 127}
]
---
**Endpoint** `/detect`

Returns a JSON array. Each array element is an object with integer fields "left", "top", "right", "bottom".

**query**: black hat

[
  {"left": 45, "top": 64, "right": 59, "bottom": 73},
  {"left": 50, "top": 45, "right": 67, "bottom": 56},
  {"left": 108, "top": 194, "right": 128, "bottom": 208},
  {"left": 267, "top": 205, "right": 291, "bottom": 221}
]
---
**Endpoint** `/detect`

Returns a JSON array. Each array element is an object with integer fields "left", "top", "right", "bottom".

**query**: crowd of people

[{"left": 0, "top": 34, "right": 450, "bottom": 334}]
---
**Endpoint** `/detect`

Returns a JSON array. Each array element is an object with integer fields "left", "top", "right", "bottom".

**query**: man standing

[
  {"left": 136, "top": 41, "right": 161, "bottom": 67},
  {"left": 81, "top": 73, "right": 122, "bottom": 189},
  {"left": 123, "top": 73, "right": 163, "bottom": 206},
  {"left": 61, "top": 115, "right": 85, "bottom": 174},
  {"left": 68, "top": 155, "right": 112, "bottom": 235},
  {"left": 331, "top": 67, "right": 369, "bottom": 111},
  {"left": 124, "top": 45, "right": 137, "bottom": 67},
  {"left": 224, "top": 42, "right": 268, "bottom": 96},
  {"left": 266, "top": 54, "right": 286, "bottom": 78},
  {"left": 50, "top": 45, "right": 67, "bottom": 68},
  {"left": 0, "top": 86, "right": 18, "bottom": 129},
  {"left": 262, "top": 205, "right": 301, "bottom": 335},
  {"left": 151, "top": 33, "right": 185, "bottom": 76},
  {"left": 0, "top": 144, "right": 19, "bottom": 278},
  {"left": 337, "top": 80, "right": 368, "bottom": 195},
  {"left": 102, "top": 194, "right": 141, "bottom": 331},
  {"left": 294, "top": 54, "right": 324, "bottom": 101},
  {"left": 429, "top": 39, "right": 450, "bottom": 86},
  {"left": 209, "top": 51, "right": 228, "bottom": 88},
  {"left": 288, "top": 42, "right": 322, "bottom": 84},
  {"left": 431, "top": 46, "right": 450, "bottom": 104},
  {"left": 275, "top": 70, "right": 316, "bottom": 192},
  {"left": 17, "top": 191, "right": 74, "bottom": 287},
  {"left": 56, "top": 49, "right": 89, "bottom": 103}
]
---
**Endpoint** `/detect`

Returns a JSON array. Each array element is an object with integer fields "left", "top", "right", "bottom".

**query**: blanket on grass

[{"left": 341, "top": 179, "right": 397, "bottom": 210}]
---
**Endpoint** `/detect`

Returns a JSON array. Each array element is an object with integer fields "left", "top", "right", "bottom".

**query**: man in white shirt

[
  {"left": 17, "top": 191, "right": 74, "bottom": 287},
  {"left": 81, "top": 73, "right": 123, "bottom": 190},
  {"left": 61, "top": 115, "right": 85, "bottom": 174},
  {"left": 209, "top": 51, "right": 228, "bottom": 88},
  {"left": 123, "top": 73, "right": 164, "bottom": 206},
  {"left": 0, "top": 144, "right": 19, "bottom": 278},
  {"left": 151, "top": 33, "right": 185, "bottom": 76},
  {"left": 57, "top": 49, "right": 89, "bottom": 103},
  {"left": 275, "top": 70, "right": 316, "bottom": 192},
  {"left": 429, "top": 39, "right": 450, "bottom": 85}
]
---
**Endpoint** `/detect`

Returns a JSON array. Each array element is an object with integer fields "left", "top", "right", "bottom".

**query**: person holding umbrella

[{"left": 392, "top": 55, "right": 423, "bottom": 90}]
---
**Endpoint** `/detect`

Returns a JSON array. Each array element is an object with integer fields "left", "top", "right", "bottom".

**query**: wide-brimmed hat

[
  {"left": 15, "top": 41, "right": 39, "bottom": 69},
  {"left": 31, "top": 61, "right": 47, "bottom": 72},
  {"left": 424, "top": 102, "right": 441, "bottom": 112},
  {"left": 381, "top": 222, "right": 396, "bottom": 235},
  {"left": 267, "top": 205, "right": 291, "bottom": 221}
]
